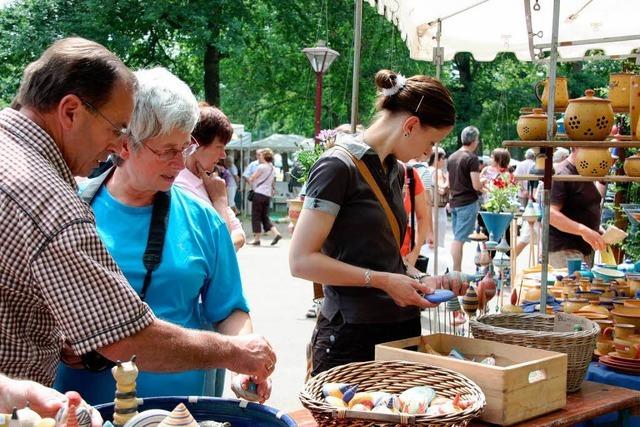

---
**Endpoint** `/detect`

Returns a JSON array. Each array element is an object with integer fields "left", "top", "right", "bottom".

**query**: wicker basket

[
  {"left": 300, "top": 360, "right": 486, "bottom": 426},
  {"left": 470, "top": 313, "right": 598, "bottom": 393}
]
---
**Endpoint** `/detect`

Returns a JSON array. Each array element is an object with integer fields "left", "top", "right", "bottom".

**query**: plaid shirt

[{"left": 0, "top": 108, "right": 154, "bottom": 385}]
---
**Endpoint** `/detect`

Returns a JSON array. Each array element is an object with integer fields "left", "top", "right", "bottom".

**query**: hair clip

[{"left": 415, "top": 95, "right": 424, "bottom": 112}]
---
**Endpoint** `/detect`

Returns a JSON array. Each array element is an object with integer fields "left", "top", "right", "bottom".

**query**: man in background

[{"left": 447, "top": 126, "right": 483, "bottom": 272}]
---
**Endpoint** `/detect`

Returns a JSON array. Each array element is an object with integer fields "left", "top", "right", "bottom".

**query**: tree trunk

[
  {"left": 204, "top": 44, "right": 220, "bottom": 106},
  {"left": 454, "top": 52, "right": 474, "bottom": 148}
]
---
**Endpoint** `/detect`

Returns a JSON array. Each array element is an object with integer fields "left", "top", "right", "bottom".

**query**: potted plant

[
  {"left": 287, "top": 129, "right": 337, "bottom": 226},
  {"left": 480, "top": 173, "right": 520, "bottom": 247}
]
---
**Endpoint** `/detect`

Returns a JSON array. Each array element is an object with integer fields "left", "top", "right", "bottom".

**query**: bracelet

[
  {"left": 364, "top": 269, "right": 372, "bottom": 288},
  {"left": 411, "top": 272, "right": 428, "bottom": 282}
]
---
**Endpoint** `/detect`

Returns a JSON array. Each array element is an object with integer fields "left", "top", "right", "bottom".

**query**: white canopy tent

[
  {"left": 227, "top": 133, "right": 308, "bottom": 153},
  {"left": 365, "top": 0, "right": 640, "bottom": 63},
  {"left": 351, "top": 0, "right": 640, "bottom": 293}
]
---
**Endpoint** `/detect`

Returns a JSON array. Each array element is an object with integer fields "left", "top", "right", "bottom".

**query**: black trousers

[
  {"left": 251, "top": 192, "right": 273, "bottom": 233},
  {"left": 310, "top": 312, "right": 421, "bottom": 377}
]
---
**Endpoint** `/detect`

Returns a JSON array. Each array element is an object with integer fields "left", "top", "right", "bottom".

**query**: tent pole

[
  {"left": 432, "top": 20, "right": 443, "bottom": 276},
  {"left": 539, "top": 0, "right": 561, "bottom": 313},
  {"left": 524, "top": 0, "right": 537, "bottom": 61},
  {"left": 350, "top": 0, "right": 363, "bottom": 134}
]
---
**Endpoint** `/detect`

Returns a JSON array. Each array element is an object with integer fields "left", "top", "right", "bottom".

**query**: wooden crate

[{"left": 375, "top": 333, "right": 567, "bottom": 426}]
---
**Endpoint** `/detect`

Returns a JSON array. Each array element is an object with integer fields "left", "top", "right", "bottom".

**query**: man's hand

[
  {"left": 580, "top": 226, "right": 606, "bottom": 252},
  {"left": 226, "top": 334, "right": 276, "bottom": 383},
  {"left": 231, "top": 374, "right": 272, "bottom": 404},
  {"left": 0, "top": 377, "right": 102, "bottom": 427}
]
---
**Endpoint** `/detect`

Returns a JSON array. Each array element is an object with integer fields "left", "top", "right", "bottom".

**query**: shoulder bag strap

[
  {"left": 407, "top": 164, "right": 416, "bottom": 251},
  {"left": 79, "top": 166, "right": 170, "bottom": 301},
  {"left": 78, "top": 166, "right": 116, "bottom": 204},
  {"left": 335, "top": 146, "right": 401, "bottom": 249},
  {"left": 253, "top": 167, "right": 272, "bottom": 189},
  {"left": 140, "top": 190, "right": 171, "bottom": 301}
]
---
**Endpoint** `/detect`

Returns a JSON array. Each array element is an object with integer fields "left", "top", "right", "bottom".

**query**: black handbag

[{"left": 248, "top": 169, "right": 272, "bottom": 202}]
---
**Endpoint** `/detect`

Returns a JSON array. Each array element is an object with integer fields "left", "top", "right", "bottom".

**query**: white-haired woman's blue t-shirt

[{"left": 54, "top": 183, "right": 249, "bottom": 404}]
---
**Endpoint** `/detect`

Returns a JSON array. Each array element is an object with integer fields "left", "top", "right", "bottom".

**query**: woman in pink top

[{"left": 174, "top": 103, "right": 246, "bottom": 250}]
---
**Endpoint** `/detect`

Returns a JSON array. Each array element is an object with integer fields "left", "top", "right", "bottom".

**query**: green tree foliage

[{"left": 0, "top": 0, "right": 635, "bottom": 157}]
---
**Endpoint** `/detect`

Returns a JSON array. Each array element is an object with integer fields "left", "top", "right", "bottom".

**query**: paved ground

[{"left": 222, "top": 215, "right": 533, "bottom": 412}]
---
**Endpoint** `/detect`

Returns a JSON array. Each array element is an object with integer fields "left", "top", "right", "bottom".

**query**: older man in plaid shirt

[{"left": 0, "top": 37, "right": 275, "bottom": 388}]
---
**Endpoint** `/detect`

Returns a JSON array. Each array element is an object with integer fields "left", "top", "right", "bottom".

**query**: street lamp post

[{"left": 302, "top": 41, "right": 339, "bottom": 144}]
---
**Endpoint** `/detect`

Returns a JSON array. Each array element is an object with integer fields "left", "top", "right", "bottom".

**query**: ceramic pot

[
  {"left": 535, "top": 77, "right": 569, "bottom": 109},
  {"left": 563, "top": 298, "right": 588, "bottom": 314},
  {"left": 608, "top": 73, "right": 632, "bottom": 109},
  {"left": 578, "top": 301, "right": 609, "bottom": 315},
  {"left": 525, "top": 285, "right": 541, "bottom": 302},
  {"left": 516, "top": 108, "right": 556, "bottom": 140},
  {"left": 565, "top": 90, "right": 614, "bottom": 141},
  {"left": 575, "top": 148, "right": 613, "bottom": 177},
  {"left": 287, "top": 199, "right": 303, "bottom": 226},
  {"left": 624, "top": 154, "right": 640, "bottom": 177},
  {"left": 596, "top": 340, "right": 614, "bottom": 355},
  {"left": 631, "top": 75, "right": 640, "bottom": 140},
  {"left": 628, "top": 276, "right": 640, "bottom": 296}
]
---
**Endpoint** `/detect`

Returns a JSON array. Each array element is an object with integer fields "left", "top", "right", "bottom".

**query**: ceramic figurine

[
  {"left": 199, "top": 422, "right": 231, "bottom": 427},
  {"left": 34, "top": 420, "right": 54, "bottom": 427},
  {"left": 510, "top": 288, "right": 518, "bottom": 305},
  {"left": 157, "top": 404, "right": 197, "bottom": 427},
  {"left": 8, "top": 409, "right": 19, "bottom": 427},
  {"left": 54, "top": 392, "right": 90, "bottom": 427},
  {"left": 112, "top": 356, "right": 140, "bottom": 427},
  {"left": 16, "top": 405, "right": 41, "bottom": 427},
  {"left": 462, "top": 286, "right": 479, "bottom": 318},
  {"left": 324, "top": 396, "right": 347, "bottom": 408},
  {"left": 230, "top": 376, "right": 259, "bottom": 401},
  {"left": 122, "top": 410, "right": 170, "bottom": 427},
  {"left": 321, "top": 383, "right": 357, "bottom": 404},
  {"left": 478, "top": 243, "right": 491, "bottom": 267},
  {"left": 398, "top": 386, "right": 436, "bottom": 415}
]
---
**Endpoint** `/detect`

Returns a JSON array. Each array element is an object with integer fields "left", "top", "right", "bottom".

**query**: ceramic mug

[
  {"left": 614, "top": 338, "right": 640, "bottom": 358},
  {"left": 604, "top": 323, "right": 636, "bottom": 339},
  {"left": 567, "top": 258, "right": 582, "bottom": 276},
  {"left": 599, "top": 323, "right": 615, "bottom": 340},
  {"left": 596, "top": 340, "right": 614, "bottom": 355}
]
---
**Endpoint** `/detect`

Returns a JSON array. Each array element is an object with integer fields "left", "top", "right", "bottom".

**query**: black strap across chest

[
  {"left": 406, "top": 164, "right": 416, "bottom": 251},
  {"left": 79, "top": 167, "right": 170, "bottom": 301}
]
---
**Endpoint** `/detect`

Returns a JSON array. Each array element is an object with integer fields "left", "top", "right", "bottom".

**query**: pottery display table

[{"left": 288, "top": 381, "right": 640, "bottom": 426}]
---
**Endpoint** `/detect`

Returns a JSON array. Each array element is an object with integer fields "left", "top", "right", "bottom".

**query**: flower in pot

[{"left": 288, "top": 129, "right": 338, "bottom": 226}]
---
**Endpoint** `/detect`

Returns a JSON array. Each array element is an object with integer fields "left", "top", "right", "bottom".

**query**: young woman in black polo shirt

[{"left": 289, "top": 69, "right": 467, "bottom": 376}]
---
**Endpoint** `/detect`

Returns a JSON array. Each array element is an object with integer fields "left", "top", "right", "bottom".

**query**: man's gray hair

[
  {"left": 461, "top": 126, "right": 479, "bottom": 146},
  {"left": 129, "top": 67, "right": 199, "bottom": 150},
  {"left": 525, "top": 149, "right": 535, "bottom": 160}
]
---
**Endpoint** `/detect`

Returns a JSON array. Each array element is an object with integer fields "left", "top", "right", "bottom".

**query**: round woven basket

[
  {"left": 300, "top": 360, "right": 485, "bottom": 426},
  {"left": 470, "top": 313, "right": 599, "bottom": 393}
]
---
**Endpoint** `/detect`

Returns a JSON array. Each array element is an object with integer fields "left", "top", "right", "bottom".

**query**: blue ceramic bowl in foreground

[{"left": 96, "top": 397, "right": 297, "bottom": 427}]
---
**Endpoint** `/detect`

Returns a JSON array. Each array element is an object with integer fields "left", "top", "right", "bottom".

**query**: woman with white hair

[{"left": 54, "top": 68, "right": 271, "bottom": 403}]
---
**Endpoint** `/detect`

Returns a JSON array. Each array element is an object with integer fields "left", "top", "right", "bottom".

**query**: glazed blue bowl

[{"left": 591, "top": 267, "right": 625, "bottom": 282}]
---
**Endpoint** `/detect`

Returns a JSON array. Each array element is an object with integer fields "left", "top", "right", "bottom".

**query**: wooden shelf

[
  {"left": 504, "top": 140, "right": 640, "bottom": 148},
  {"left": 543, "top": 106, "right": 631, "bottom": 114},
  {"left": 555, "top": 134, "right": 633, "bottom": 141},
  {"left": 515, "top": 174, "right": 640, "bottom": 182}
]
